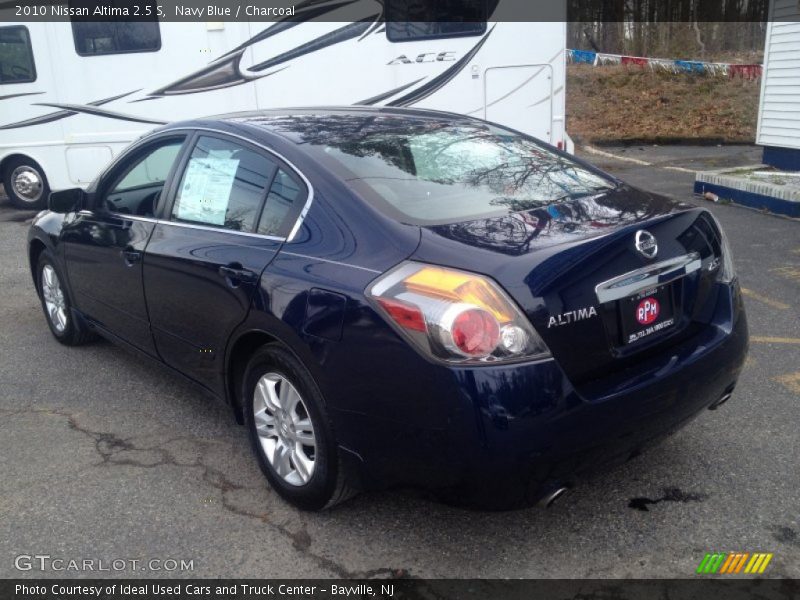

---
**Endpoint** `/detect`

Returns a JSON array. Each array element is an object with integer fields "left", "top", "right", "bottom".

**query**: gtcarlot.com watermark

[{"left": 14, "top": 554, "right": 194, "bottom": 572}]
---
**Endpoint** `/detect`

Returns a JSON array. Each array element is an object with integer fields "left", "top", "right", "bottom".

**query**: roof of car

[
  {"left": 216, "top": 105, "right": 473, "bottom": 123},
  {"left": 161, "top": 106, "right": 481, "bottom": 145}
]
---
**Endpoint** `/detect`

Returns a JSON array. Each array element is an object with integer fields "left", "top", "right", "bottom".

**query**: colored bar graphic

[
  {"left": 734, "top": 553, "right": 750, "bottom": 573},
  {"left": 697, "top": 553, "right": 727, "bottom": 573},
  {"left": 698, "top": 552, "right": 773, "bottom": 575},
  {"left": 719, "top": 553, "right": 738, "bottom": 574},
  {"left": 759, "top": 554, "right": 773, "bottom": 573},
  {"left": 744, "top": 553, "right": 774, "bottom": 574},
  {"left": 710, "top": 553, "right": 726, "bottom": 573},
  {"left": 697, "top": 554, "right": 711, "bottom": 573},
  {"left": 696, "top": 554, "right": 712, "bottom": 574},
  {"left": 746, "top": 554, "right": 763, "bottom": 573}
]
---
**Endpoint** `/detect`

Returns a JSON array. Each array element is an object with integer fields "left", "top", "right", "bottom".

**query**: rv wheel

[{"left": 3, "top": 157, "right": 50, "bottom": 210}]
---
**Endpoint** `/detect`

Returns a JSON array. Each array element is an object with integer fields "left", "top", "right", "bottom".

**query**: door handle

[
  {"left": 219, "top": 264, "right": 258, "bottom": 283},
  {"left": 122, "top": 248, "right": 142, "bottom": 264}
]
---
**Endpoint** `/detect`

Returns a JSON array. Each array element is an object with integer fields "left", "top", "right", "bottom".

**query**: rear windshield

[{"left": 303, "top": 117, "right": 615, "bottom": 225}]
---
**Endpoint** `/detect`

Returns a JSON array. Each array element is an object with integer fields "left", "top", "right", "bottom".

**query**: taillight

[
  {"left": 709, "top": 213, "right": 736, "bottom": 283},
  {"left": 449, "top": 306, "right": 500, "bottom": 356},
  {"left": 367, "top": 262, "right": 551, "bottom": 364}
]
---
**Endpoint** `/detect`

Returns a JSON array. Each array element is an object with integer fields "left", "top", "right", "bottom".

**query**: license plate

[{"left": 620, "top": 284, "right": 676, "bottom": 345}]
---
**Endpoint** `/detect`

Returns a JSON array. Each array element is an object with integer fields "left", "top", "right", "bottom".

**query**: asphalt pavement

[{"left": 0, "top": 145, "right": 798, "bottom": 579}]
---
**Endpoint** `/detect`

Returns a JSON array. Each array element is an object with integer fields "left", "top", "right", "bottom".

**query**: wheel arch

[
  {"left": 1, "top": 153, "right": 45, "bottom": 181},
  {"left": 224, "top": 325, "right": 328, "bottom": 425},
  {"left": 225, "top": 329, "right": 283, "bottom": 425},
  {"left": 28, "top": 237, "right": 48, "bottom": 291},
  {"left": 28, "top": 233, "right": 76, "bottom": 308}
]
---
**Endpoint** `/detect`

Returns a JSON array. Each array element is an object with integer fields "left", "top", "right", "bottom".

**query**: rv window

[
  {"left": 385, "top": 0, "right": 487, "bottom": 42},
  {"left": 171, "top": 136, "right": 279, "bottom": 233},
  {"left": 0, "top": 26, "right": 36, "bottom": 84},
  {"left": 72, "top": 20, "right": 160, "bottom": 56}
]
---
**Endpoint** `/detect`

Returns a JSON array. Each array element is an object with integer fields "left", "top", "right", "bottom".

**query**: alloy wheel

[
  {"left": 41, "top": 264, "right": 67, "bottom": 333},
  {"left": 253, "top": 372, "right": 317, "bottom": 486}
]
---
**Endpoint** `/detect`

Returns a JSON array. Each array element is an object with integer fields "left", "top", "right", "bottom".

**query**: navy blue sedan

[{"left": 28, "top": 108, "right": 748, "bottom": 510}]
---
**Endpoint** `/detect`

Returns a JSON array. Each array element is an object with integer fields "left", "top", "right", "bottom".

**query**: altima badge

[
  {"left": 547, "top": 306, "right": 598, "bottom": 328},
  {"left": 635, "top": 230, "right": 658, "bottom": 259}
]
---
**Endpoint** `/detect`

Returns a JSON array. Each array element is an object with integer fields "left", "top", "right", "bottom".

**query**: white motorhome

[{"left": 0, "top": 4, "right": 571, "bottom": 209}]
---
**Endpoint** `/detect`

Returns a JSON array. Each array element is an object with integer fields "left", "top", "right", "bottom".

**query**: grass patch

[{"left": 566, "top": 64, "right": 760, "bottom": 144}]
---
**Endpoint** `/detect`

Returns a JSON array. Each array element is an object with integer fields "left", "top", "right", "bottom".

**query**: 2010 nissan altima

[{"left": 28, "top": 108, "right": 748, "bottom": 510}]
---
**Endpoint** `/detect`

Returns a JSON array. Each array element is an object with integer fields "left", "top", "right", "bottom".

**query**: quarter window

[
  {"left": 0, "top": 26, "right": 36, "bottom": 84},
  {"left": 72, "top": 19, "right": 160, "bottom": 56},
  {"left": 171, "top": 136, "right": 277, "bottom": 233},
  {"left": 385, "top": 0, "right": 487, "bottom": 42},
  {"left": 257, "top": 169, "right": 303, "bottom": 237}
]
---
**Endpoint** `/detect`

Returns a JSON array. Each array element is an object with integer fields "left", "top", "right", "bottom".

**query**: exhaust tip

[
  {"left": 538, "top": 486, "right": 569, "bottom": 508},
  {"left": 708, "top": 392, "right": 733, "bottom": 411}
]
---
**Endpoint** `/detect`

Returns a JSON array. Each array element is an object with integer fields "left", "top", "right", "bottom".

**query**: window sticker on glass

[{"left": 176, "top": 157, "right": 239, "bottom": 225}]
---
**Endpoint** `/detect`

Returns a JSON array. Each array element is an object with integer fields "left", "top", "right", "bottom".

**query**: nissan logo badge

[{"left": 634, "top": 230, "right": 658, "bottom": 259}]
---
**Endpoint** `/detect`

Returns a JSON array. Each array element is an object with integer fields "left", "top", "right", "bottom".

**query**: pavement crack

[
  {"left": 67, "top": 413, "right": 172, "bottom": 468},
  {"left": 14, "top": 407, "right": 411, "bottom": 579}
]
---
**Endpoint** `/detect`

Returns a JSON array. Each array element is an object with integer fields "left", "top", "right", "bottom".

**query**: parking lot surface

[{"left": 1, "top": 145, "right": 798, "bottom": 578}]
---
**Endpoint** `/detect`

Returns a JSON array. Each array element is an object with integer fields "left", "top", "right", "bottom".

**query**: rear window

[{"left": 310, "top": 120, "right": 615, "bottom": 226}]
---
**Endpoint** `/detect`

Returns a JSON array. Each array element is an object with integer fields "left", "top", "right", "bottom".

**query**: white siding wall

[{"left": 757, "top": 0, "right": 800, "bottom": 149}]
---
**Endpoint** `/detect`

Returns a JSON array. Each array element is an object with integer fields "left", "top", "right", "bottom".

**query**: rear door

[{"left": 143, "top": 132, "right": 308, "bottom": 391}]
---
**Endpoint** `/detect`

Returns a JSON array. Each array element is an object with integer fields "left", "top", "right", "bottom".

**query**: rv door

[{"left": 483, "top": 64, "right": 553, "bottom": 144}]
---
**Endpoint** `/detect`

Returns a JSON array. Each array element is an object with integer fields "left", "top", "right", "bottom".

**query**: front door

[
  {"left": 62, "top": 134, "right": 188, "bottom": 356},
  {"left": 143, "top": 133, "right": 308, "bottom": 392}
]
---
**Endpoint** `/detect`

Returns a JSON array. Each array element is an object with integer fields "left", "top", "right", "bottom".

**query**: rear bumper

[{"left": 336, "top": 282, "right": 748, "bottom": 505}]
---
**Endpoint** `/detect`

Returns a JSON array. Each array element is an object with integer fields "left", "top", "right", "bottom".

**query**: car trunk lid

[{"left": 411, "top": 187, "right": 725, "bottom": 387}]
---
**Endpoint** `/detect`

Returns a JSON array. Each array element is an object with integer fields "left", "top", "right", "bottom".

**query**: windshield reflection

[{"left": 427, "top": 190, "right": 675, "bottom": 256}]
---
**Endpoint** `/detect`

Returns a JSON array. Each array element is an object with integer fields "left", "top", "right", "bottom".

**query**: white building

[{"left": 756, "top": 0, "right": 800, "bottom": 169}]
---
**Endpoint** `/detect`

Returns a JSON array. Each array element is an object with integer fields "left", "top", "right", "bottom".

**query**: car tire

[
  {"left": 36, "top": 251, "right": 94, "bottom": 346},
  {"left": 3, "top": 157, "right": 50, "bottom": 210},
  {"left": 243, "top": 344, "right": 356, "bottom": 511}
]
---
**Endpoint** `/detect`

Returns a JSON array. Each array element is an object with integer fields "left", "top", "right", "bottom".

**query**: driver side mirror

[{"left": 48, "top": 188, "right": 86, "bottom": 213}]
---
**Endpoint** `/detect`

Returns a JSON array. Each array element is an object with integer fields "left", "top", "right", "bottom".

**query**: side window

[
  {"left": 71, "top": 20, "right": 160, "bottom": 56},
  {"left": 102, "top": 138, "right": 184, "bottom": 216},
  {"left": 385, "top": 0, "right": 486, "bottom": 42},
  {"left": 0, "top": 26, "right": 36, "bottom": 84},
  {"left": 115, "top": 143, "right": 182, "bottom": 191},
  {"left": 171, "top": 136, "right": 277, "bottom": 233},
  {"left": 257, "top": 169, "right": 304, "bottom": 237}
]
